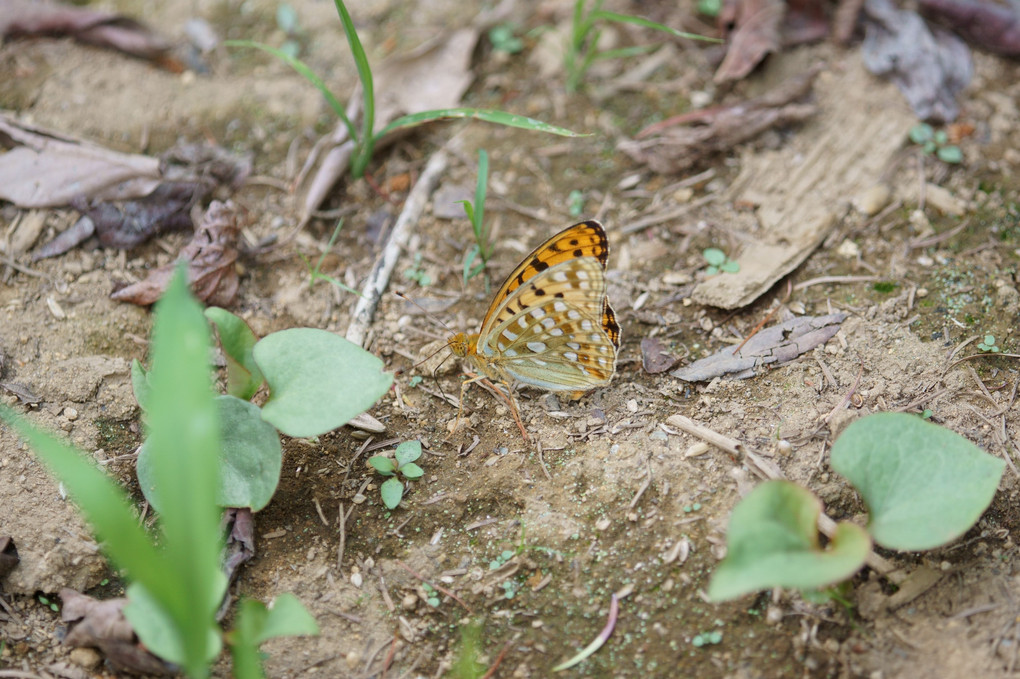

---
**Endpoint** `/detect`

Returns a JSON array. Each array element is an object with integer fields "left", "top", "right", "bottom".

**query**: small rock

[
  {"left": 853, "top": 184, "right": 891, "bottom": 216},
  {"left": 836, "top": 239, "right": 860, "bottom": 259},
  {"left": 925, "top": 183, "right": 965, "bottom": 216},
  {"left": 595, "top": 517, "right": 611, "bottom": 531},
  {"left": 69, "top": 647, "right": 102, "bottom": 669}
]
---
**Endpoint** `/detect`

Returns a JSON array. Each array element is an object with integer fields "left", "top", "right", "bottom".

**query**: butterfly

[{"left": 447, "top": 220, "right": 621, "bottom": 440}]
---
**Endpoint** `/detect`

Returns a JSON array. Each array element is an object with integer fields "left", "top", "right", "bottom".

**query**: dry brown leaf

[
  {"left": 714, "top": 0, "right": 785, "bottom": 83},
  {"left": 111, "top": 200, "right": 241, "bottom": 306},
  {"left": 920, "top": 0, "right": 1020, "bottom": 57}
]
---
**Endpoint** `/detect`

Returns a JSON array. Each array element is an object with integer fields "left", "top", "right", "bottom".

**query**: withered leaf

[
  {"left": 920, "top": 0, "right": 1020, "bottom": 57},
  {"left": 111, "top": 200, "right": 241, "bottom": 306},
  {"left": 715, "top": 0, "right": 785, "bottom": 83},
  {"left": 60, "top": 588, "right": 175, "bottom": 676},
  {"left": 641, "top": 337, "right": 680, "bottom": 374},
  {"left": 672, "top": 313, "right": 847, "bottom": 382}
]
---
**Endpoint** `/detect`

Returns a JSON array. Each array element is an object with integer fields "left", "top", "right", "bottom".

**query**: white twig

[{"left": 345, "top": 150, "right": 448, "bottom": 347}]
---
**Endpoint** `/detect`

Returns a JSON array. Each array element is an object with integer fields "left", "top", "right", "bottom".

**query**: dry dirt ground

[{"left": 3, "top": 1, "right": 1020, "bottom": 678}]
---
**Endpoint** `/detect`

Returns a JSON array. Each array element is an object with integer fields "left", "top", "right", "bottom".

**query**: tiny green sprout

[
  {"left": 921, "top": 409, "right": 933, "bottom": 420},
  {"left": 489, "top": 549, "right": 516, "bottom": 570},
  {"left": 408, "top": 375, "right": 423, "bottom": 388},
  {"left": 908, "top": 123, "right": 962, "bottom": 164},
  {"left": 703, "top": 247, "right": 739, "bottom": 275},
  {"left": 697, "top": 0, "right": 722, "bottom": 16},
  {"left": 461, "top": 149, "right": 493, "bottom": 286},
  {"left": 488, "top": 24, "right": 523, "bottom": 54},
  {"left": 977, "top": 335, "right": 1000, "bottom": 353},
  {"left": 276, "top": 3, "right": 304, "bottom": 58},
  {"left": 691, "top": 630, "right": 723, "bottom": 647},
  {"left": 402, "top": 253, "right": 432, "bottom": 287},
  {"left": 873, "top": 281, "right": 897, "bottom": 294},
  {"left": 422, "top": 583, "right": 440, "bottom": 607},
  {"left": 501, "top": 580, "right": 518, "bottom": 599},
  {"left": 38, "top": 595, "right": 59, "bottom": 612},
  {"left": 567, "top": 189, "right": 584, "bottom": 217},
  {"left": 368, "top": 440, "right": 424, "bottom": 509}
]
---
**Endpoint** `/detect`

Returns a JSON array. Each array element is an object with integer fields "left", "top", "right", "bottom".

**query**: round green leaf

[
  {"left": 399, "top": 463, "right": 424, "bottom": 480},
  {"left": 205, "top": 307, "right": 264, "bottom": 400},
  {"left": 395, "top": 440, "right": 422, "bottom": 465},
  {"left": 703, "top": 248, "right": 726, "bottom": 266},
  {"left": 368, "top": 455, "right": 397, "bottom": 475},
  {"left": 138, "top": 396, "right": 281, "bottom": 513},
  {"left": 830, "top": 412, "right": 1004, "bottom": 550},
  {"left": 253, "top": 329, "right": 393, "bottom": 437},
  {"left": 380, "top": 477, "right": 404, "bottom": 509},
  {"left": 708, "top": 481, "right": 870, "bottom": 601}
]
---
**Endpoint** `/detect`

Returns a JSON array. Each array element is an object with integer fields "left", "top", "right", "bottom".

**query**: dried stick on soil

[
  {"left": 345, "top": 149, "right": 448, "bottom": 348},
  {"left": 664, "top": 413, "right": 903, "bottom": 582}
]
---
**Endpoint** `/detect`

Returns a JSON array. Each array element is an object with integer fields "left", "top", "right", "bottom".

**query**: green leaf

[
  {"left": 473, "top": 149, "right": 488, "bottom": 241},
  {"left": 708, "top": 481, "right": 870, "bottom": 601},
  {"left": 331, "top": 0, "right": 376, "bottom": 178},
  {"left": 830, "top": 413, "right": 1004, "bottom": 550},
  {"left": 128, "top": 265, "right": 225, "bottom": 675},
  {"left": 125, "top": 582, "right": 222, "bottom": 670},
  {"left": 229, "top": 593, "right": 319, "bottom": 678},
  {"left": 399, "top": 462, "right": 424, "bottom": 480},
  {"left": 720, "top": 260, "right": 740, "bottom": 273},
  {"left": 205, "top": 308, "right": 265, "bottom": 400},
  {"left": 131, "top": 359, "right": 152, "bottom": 413},
  {"left": 395, "top": 440, "right": 422, "bottom": 465},
  {"left": 380, "top": 477, "right": 405, "bottom": 509},
  {"left": 909, "top": 123, "right": 934, "bottom": 144},
  {"left": 368, "top": 455, "right": 397, "bottom": 475},
  {"left": 257, "top": 594, "right": 319, "bottom": 643},
  {"left": 937, "top": 145, "right": 963, "bottom": 164},
  {"left": 254, "top": 329, "right": 393, "bottom": 437},
  {"left": 376, "top": 108, "right": 588, "bottom": 140},
  {"left": 703, "top": 248, "right": 726, "bottom": 266},
  {"left": 138, "top": 396, "right": 282, "bottom": 513},
  {"left": 591, "top": 9, "right": 718, "bottom": 41}
]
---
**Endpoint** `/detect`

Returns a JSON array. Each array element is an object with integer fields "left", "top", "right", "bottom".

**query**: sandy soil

[{"left": 3, "top": 1, "right": 1020, "bottom": 678}]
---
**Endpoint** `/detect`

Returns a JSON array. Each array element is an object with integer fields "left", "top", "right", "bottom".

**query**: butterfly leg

[
  {"left": 445, "top": 373, "right": 486, "bottom": 441},
  {"left": 478, "top": 377, "right": 530, "bottom": 443}
]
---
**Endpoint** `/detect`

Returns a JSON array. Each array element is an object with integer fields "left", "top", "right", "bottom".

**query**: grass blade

[
  {"left": 376, "top": 108, "right": 589, "bottom": 140},
  {"left": 332, "top": 0, "right": 376, "bottom": 177}
]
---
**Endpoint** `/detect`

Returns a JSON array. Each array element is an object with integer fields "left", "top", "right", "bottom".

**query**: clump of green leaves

[
  {"left": 488, "top": 24, "right": 523, "bottom": 54},
  {"left": 977, "top": 334, "right": 1000, "bottom": 352},
  {"left": 403, "top": 252, "right": 432, "bottom": 287},
  {"left": 564, "top": 0, "right": 712, "bottom": 93},
  {"left": 709, "top": 413, "right": 1005, "bottom": 601},
  {"left": 909, "top": 123, "right": 963, "bottom": 164},
  {"left": 703, "top": 247, "right": 739, "bottom": 275},
  {"left": 302, "top": 219, "right": 359, "bottom": 295},
  {"left": 369, "top": 440, "right": 425, "bottom": 509},
  {"left": 1, "top": 268, "right": 319, "bottom": 678},
  {"left": 227, "top": 0, "right": 585, "bottom": 179},
  {"left": 461, "top": 149, "right": 493, "bottom": 285}
]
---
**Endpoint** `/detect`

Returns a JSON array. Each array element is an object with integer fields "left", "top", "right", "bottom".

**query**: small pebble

[{"left": 595, "top": 517, "right": 611, "bottom": 531}]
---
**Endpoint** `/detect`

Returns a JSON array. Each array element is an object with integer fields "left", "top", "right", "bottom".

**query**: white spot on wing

[
  {"left": 527, "top": 341, "right": 547, "bottom": 353},
  {"left": 564, "top": 351, "right": 578, "bottom": 362},
  {"left": 542, "top": 317, "right": 555, "bottom": 329},
  {"left": 503, "top": 330, "right": 519, "bottom": 341},
  {"left": 553, "top": 301, "right": 568, "bottom": 312},
  {"left": 581, "top": 319, "right": 593, "bottom": 331},
  {"left": 549, "top": 328, "right": 564, "bottom": 336},
  {"left": 552, "top": 271, "right": 568, "bottom": 282},
  {"left": 566, "top": 342, "right": 581, "bottom": 351},
  {"left": 567, "top": 310, "right": 581, "bottom": 320}
]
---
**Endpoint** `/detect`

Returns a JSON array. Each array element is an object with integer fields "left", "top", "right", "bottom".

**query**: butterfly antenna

[{"left": 395, "top": 291, "right": 455, "bottom": 334}]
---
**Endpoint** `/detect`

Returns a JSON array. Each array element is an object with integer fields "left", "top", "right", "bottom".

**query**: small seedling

[
  {"left": 567, "top": 189, "right": 584, "bottom": 217},
  {"left": 461, "top": 149, "right": 493, "bottom": 285},
  {"left": 489, "top": 549, "right": 516, "bottom": 570},
  {"left": 421, "top": 582, "right": 440, "bottom": 607},
  {"left": 909, "top": 123, "right": 963, "bottom": 164},
  {"left": 691, "top": 630, "right": 723, "bottom": 647},
  {"left": 403, "top": 252, "right": 432, "bottom": 287},
  {"left": 37, "top": 594, "right": 59, "bottom": 612},
  {"left": 696, "top": 0, "right": 722, "bottom": 17},
  {"left": 488, "top": 24, "right": 523, "bottom": 54},
  {"left": 227, "top": 0, "right": 586, "bottom": 180},
  {"left": 275, "top": 3, "right": 305, "bottom": 58},
  {"left": 703, "top": 247, "right": 739, "bottom": 275},
  {"left": 368, "top": 440, "right": 425, "bottom": 509},
  {"left": 977, "top": 334, "right": 1000, "bottom": 353},
  {"left": 564, "top": 0, "right": 712, "bottom": 93},
  {"left": 301, "top": 219, "right": 360, "bottom": 295}
]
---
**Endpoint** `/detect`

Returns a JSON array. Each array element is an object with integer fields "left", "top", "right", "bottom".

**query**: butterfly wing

[
  {"left": 479, "top": 257, "right": 619, "bottom": 390},
  {"left": 478, "top": 220, "right": 610, "bottom": 340}
]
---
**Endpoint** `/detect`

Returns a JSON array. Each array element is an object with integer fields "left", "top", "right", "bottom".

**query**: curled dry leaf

[
  {"left": 715, "top": 0, "right": 785, "bottom": 83},
  {"left": 111, "top": 200, "right": 242, "bottom": 306},
  {"left": 60, "top": 588, "right": 175, "bottom": 676},
  {"left": 619, "top": 66, "right": 820, "bottom": 174},
  {"left": 919, "top": 0, "right": 1020, "bottom": 57},
  {"left": 640, "top": 337, "right": 679, "bottom": 374},
  {"left": 0, "top": 0, "right": 172, "bottom": 62},
  {"left": 862, "top": 0, "right": 972, "bottom": 123},
  {"left": 672, "top": 313, "right": 847, "bottom": 382},
  {"left": 217, "top": 507, "right": 255, "bottom": 622}
]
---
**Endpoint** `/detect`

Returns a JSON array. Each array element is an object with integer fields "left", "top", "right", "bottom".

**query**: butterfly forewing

[{"left": 480, "top": 220, "right": 610, "bottom": 335}]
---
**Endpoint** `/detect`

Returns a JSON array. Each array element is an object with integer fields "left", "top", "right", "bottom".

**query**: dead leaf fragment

[
  {"left": 919, "top": 0, "right": 1020, "bottom": 57},
  {"left": 715, "top": 0, "right": 785, "bottom": 83},
  {"left": 672, "top": 313, "right": 847, "bottom": 381},
  {"left": 641, "top": 337, "right": 679, "bottom": 374},
  {"left": 111, "top": 200, "right": 241, "bottom": 306},
  {"left": 60, "top": 588, "right": 175, "bottom": 675},
  {"left": 0, "top": 0, "right": 171, "bottom": 62},
  {"left": 861, "top": 0, "right": 972, "bottom": 122},
  {"left": 620, "top": 67, "right": 820, "bottom": 174}
]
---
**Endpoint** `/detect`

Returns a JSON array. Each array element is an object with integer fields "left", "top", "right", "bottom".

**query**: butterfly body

[{"left": 447, "top": 221, "right": 620, "bottom": 436}]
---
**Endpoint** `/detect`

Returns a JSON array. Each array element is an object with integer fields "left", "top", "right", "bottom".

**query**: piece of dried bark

[
  {"left": 861, "top": 0, "right": 972, "bottom": 123},
  {"left": 619, "top": 66, "right": 820, "bottom": 174},
  {"left": 672, "top": 313, "right": 847, "bottom": 381},
  {"left": 715, "top": 0, "right": 785, "bottom": 83},
  {"left": 0, "top": 536, "right": 19, "bottom": 580},
  {"left": 111, "top": 200, "right": 241, "bottom": 306},
  {"left": 920, "top": 0, "right": 1020, "bottom": 57},
  {"left": 640, "top": 337, "right": 680, "bottom": 374},
  {"left": 0, "top": 0, "right": 171, "bottom": 62},
  {"left": 60, "top": 589, "right": 175, "bottom": 676},
  {"left": 217, "top": 507, "right": 255, "bottom": 621}
]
